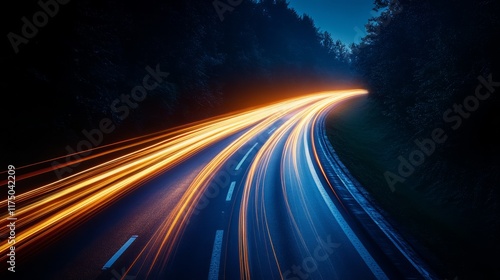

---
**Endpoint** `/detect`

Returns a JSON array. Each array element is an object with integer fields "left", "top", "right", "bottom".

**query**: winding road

[{"left": 1, "top": 90, "right": 436, "bottom": 279}]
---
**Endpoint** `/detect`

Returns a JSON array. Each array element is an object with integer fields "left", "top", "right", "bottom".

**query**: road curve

[{"left": 1, "top": 90, "right": 436, "bottom": 280}]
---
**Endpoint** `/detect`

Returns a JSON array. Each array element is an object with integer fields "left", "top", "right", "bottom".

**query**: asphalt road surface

[{"left": 1, "top": 90, "right": 436, "bottom": 279}]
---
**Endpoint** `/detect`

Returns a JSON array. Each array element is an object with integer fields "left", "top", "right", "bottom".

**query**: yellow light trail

[
  {"left": 238, "top": 91, "right": 367, "bottom": 280},
  {"left": 0, "top": 89, "right": 367, "bottom": 278},
  {"left": 123, "top": 92, "right": 349, "bottom": 277}
]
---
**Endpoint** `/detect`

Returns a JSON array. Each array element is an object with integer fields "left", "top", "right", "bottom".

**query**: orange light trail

[
  {"left": 238, "top": 91, "right": 367, "bottom": 279},
  {"left": 0, "top": 90, "right": 367, "bottom": 279}
]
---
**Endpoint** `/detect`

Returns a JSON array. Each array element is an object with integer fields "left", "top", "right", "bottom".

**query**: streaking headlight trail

[{"left": 0, "top": 90, "right": 435, "bottom": 280}]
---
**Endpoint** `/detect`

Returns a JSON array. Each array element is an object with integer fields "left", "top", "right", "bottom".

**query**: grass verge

[{"left": 326, "top": 95, "right": 499, "bottom": 279}]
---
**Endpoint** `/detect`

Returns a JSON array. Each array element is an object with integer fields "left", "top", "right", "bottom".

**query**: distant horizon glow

[{"left": 287, "top": 0, "right": 375, "bottom": 45}]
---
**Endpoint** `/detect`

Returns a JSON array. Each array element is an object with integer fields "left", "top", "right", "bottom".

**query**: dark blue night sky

[{"left": 288, "top": 0, "right": 375, "bottom": 44}]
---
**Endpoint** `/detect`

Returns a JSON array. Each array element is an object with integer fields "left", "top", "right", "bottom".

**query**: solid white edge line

[
  {"left": 235, "top": 142, "right": 259, "bottom": 170},
  {"left": 208, "top": 230, "right": 224, "bottom": 280},
  {"left": 303, "top": 130, "right": 389, "bottom": 280},
  {"left": 226, "top": 181, "right": 236, "bottom": 201},
  {"left": 102, "top": 235, "right": 138, "bottom": 270}
]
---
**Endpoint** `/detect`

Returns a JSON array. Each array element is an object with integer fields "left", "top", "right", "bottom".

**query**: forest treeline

[
  {"left": 352, "top": 0, "right": 500, "bottom": 211},
  {"left": 348, "top": 0, "right": 500, "bottom": 277},
  {"left": 353, "top": 0, "right": 500, "bottom": 149},
  {"left": 4, "top": 0, "right": 353, "bottom": 163}
]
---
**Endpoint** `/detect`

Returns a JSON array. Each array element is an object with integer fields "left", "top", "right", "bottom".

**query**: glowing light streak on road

[
  {"left": 238, "top": 90, "right": 368, "bottom": 279},
  {"left": 124, "top": 93, "right": 339, "bottom": 277},
  {"left": 1, "top": 115, "right": 261, "bottom": 258},
  {"left": 0, "top": 89, "right": 369, "bottom": 279},
  {"left": 0, "top": 95, "right": 318, "bottom": 259}
]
